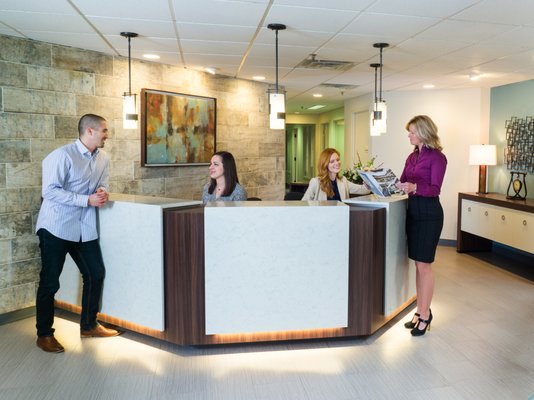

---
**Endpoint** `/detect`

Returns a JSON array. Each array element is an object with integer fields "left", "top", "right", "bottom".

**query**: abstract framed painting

[{"left": 141, "top": 89, "right": 216, "bottom": 166}]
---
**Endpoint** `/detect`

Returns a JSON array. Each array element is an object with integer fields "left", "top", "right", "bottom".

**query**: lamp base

[{"left": 476, "top": 165, "right": 488, "bottom": 194}]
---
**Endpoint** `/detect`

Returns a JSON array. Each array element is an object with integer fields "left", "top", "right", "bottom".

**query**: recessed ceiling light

[
  {"left": 252, "top": 76, "right": 265, "bottom": 81},
  {"left": 307, "top": 105, "right": 326, "bottom": 110},
  {"left": 143, "top": 54, "right": 160, "bottom": 60},
  {"left": 423, "top": 84, "right": 435, "bottom": 89},
  {"left": 313, "top": 93, "right": 323, "bottom": 98},
  {"left": 204, "top": 67, "right": 217, "bottom": 75},
  {"left": 469, "top": 72, "right": 481, "bottom": 81}
]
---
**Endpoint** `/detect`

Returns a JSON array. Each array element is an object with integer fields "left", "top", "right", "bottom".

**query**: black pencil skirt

[{"left": 406, "top": 196, "right": 444, "bottom": 263}]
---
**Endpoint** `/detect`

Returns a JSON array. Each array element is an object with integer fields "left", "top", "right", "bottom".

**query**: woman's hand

[{"left": 396, "top": 181, "right": 417, "bottom": 194}]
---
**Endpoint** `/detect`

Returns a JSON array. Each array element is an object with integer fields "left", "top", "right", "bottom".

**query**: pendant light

[
  {"left": 370, "top": 43, "right": 389, "bottom": 136},
  {"left": 121, "top": 32, "right": 138, "bottom": 129},
  {"left": 267, "top": 23, "right": 286, "bottom": 130},
  {"left": 369, "top": 63, "right": 383, "bottom": 137}
]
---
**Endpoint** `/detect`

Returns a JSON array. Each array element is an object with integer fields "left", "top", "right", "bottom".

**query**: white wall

[{"left": 345, "top": 88, "right": 490, "bottom": 240}]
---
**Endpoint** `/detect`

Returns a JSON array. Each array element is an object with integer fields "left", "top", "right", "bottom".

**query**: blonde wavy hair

[
  {"left": 406, "top": 115, "right": 443, "bottom": 151},
  {"left": 317, "top": 148, "right": 340, "bottom": 198}
]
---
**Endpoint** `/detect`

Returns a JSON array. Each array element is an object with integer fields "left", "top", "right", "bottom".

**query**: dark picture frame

[{"left": 141, "top": 88, "right": 216, "bottom": 166}]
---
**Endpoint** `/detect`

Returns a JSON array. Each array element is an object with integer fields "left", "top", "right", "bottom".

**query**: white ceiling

[{"left": 2, "top": 0, "right": 534, "bottom": 114}]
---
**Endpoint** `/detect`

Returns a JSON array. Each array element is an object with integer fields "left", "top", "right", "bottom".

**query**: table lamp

[{"left": 469, "top": 144, "right": 497, "bottom": 194}]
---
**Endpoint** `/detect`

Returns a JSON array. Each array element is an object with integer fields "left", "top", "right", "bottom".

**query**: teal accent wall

[{"left": 490, "top": 80, "right": 534, "bottom": 198}]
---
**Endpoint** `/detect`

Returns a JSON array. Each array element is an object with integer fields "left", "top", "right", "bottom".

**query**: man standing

[{"left": 35, "top": 114, "right": 119, "bottom": 353}]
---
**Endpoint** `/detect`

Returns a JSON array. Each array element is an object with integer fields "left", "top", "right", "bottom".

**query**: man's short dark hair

[{"left": 78, "top": 114, "right": 106, "bottom": 136}]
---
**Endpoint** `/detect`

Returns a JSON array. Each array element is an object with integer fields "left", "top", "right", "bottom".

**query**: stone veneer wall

[{"left": 0, "top": 34, "right": 285, "bottom": 315}]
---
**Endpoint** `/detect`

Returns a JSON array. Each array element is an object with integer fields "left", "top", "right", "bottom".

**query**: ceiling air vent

[
  {"left": 296, "top": 54, "right": 355, "bottom": 72},
  {"left": 319, "top": 83, "right": 359, "bottom": 90}
]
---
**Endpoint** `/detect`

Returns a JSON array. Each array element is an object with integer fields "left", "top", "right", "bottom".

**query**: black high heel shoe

[
  {"left": 404, "top": 313, "right": 420, "bottom": 329},
  {"left": 411, "top": 310, "right": 433, "bottom": 337}
]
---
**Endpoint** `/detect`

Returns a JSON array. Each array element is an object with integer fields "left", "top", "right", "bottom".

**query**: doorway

[{"left": 286, "top": 124, "right": 315, "bottom": 184}]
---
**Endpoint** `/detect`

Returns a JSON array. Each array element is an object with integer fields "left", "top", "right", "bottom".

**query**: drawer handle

[
  {"left": 501, "top": 215, "right": 505, "bottom": 221},
  {"left": 485, "top": 211, "right": 488, "bottom": 216},
  {"left": 524, "top": 220, "right": 527, "bottom": 226}
]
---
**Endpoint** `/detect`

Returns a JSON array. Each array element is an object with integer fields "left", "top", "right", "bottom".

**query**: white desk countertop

[{"left": 109, "top": 193, "right": 202, "bottom": 208}]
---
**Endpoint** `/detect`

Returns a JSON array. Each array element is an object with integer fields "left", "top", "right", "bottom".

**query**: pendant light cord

[
  {"left": 120, "top": 32, "right": 138, "bottom": 96},
  {"left": 370, "top": 63, "right": 380, "bottom": 114},
  {"left": 267, "top": 24, "right": 286, "bottom": 94},
  {"left": 379, "top": 47, "right": 383, "bottom": 102},
  {"left": 374, "top": 65, "right": 378, "bottom": 108},
  {"left": 127, "top": 35, "right": 132, "bottom": 95},
  {"left": 275, "top": 28, "right": 279, "bottom": 92}
]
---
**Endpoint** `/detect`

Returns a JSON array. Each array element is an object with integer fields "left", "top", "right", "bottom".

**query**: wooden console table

[{"left": 457, "top": 192, "right": 534, "bottom": 254}]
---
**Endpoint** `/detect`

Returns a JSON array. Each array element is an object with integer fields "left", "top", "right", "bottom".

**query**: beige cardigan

[{"left": 301, "top": 176, "right": 369, "bottom": 201}]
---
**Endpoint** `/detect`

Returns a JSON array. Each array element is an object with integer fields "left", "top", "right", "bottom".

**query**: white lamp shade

[
  {"left": 469, "top": 144, "right": 497, "bottom": 165},
  {"left": 369, "top": 100, "right": 387, "bottom": 136},
  {"left": 269, "top": 92, "right": 285, "bottom": 130},
  {"left": 123, "top": 94, "right": 138, "bottom": 129}
]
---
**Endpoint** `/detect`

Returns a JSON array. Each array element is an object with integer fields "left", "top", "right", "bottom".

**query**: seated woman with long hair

[
  {"left": 202, "top": 151, "right": 247, "bottom": 202},
  {"left": 302, "top": 148, "right": 370, "bottom": 201}
]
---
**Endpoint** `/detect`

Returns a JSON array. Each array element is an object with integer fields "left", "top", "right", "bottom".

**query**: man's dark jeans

[{"left": 36, "top": 229, "right": 105, "bottom": 337}]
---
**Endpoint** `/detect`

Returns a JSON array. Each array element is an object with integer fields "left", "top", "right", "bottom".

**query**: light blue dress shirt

[{"left": 36, "top": 139, "right": 110, "bottom": 242}]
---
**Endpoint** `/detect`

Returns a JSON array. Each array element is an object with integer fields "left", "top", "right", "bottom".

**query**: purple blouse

[{"left": 400, "top": 145, "right": 447, "bottom": 197}]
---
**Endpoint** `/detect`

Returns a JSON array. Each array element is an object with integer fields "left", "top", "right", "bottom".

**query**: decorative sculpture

[{"left": 504, "top": 117, "right": 534, "bottom": 200}]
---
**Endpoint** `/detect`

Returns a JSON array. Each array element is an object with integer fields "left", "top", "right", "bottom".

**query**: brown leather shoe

[
  {"left": 80, "top": 324, "right": 120, "bottom": 338},
  {"left": 36, "top": 335, "right": 65, "bottom": 353}
]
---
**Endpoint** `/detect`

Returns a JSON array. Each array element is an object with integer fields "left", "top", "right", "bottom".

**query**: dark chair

[
  {"left": 284, "top": 191, "right": 304, "bottom": 201},
  {"left": 247, "top": 197, "right": 262, "bottom": 201}
]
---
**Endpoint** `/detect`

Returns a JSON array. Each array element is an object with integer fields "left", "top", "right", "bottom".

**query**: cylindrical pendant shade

[
  {"left": 269, "top": 92, "right": 285, "bottom": 130},
  {"left": 123, "top": 93, "right": 138, "bottom": 129},
  {"left": 369, "top": 100, "right": 387, "bottom": 136}
]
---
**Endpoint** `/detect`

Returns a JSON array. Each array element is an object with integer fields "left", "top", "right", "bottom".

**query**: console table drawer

[{"left": 461, "top": 199, "right": 534, "bottom": 253}]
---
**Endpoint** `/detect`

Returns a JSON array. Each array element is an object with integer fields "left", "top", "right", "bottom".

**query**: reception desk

[
  {"left": 56, "top": 195, "right": 415, "bottom": 345},
  {"left": 56, "top": 194, "right": 202, "bottom": 331},
  {"left": 344, "top": 195, "right": 416, "bottom": 315}
]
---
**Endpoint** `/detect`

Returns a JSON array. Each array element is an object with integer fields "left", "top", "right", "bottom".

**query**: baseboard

[
  {"left": 0, "top": 306, "right": 35, "bottom": 326},
  {"left": 439, "top": 239, "right": 456, "bottom": 247}
]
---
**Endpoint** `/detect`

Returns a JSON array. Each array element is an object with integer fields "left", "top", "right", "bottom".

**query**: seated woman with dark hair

[
  {"left": 302, "top": 148, "right": 369, "bottom": 201},
  {"left": 202, "top": 151, "right": 247, "bottom": 202}
]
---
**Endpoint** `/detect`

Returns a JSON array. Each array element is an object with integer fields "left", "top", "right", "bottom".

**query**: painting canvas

[{"left": 141, "top": 89, "right": 216, "bottom": 166}]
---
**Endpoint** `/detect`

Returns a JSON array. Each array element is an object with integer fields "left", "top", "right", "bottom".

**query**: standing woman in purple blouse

[{"left": 395, "top": 115, "right": 447, "bottom": 337}]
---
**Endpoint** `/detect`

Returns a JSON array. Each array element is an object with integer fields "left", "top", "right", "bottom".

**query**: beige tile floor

[{"left": 0, "top": 246, "right": 533, "bottom": 400}]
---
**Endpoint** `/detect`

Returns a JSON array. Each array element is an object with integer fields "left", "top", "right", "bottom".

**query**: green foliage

[{"left": 342, "top": 153, "right": 381, "bottom": 185}]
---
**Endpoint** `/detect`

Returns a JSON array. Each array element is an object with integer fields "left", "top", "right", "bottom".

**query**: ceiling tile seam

[
  {"left": 235, "top": 0, "right": 274, "bottom": 79},
  {"left": 0, "top": 20, "right": 28, "bottom": 38},
  {"left": 168, "top": 0, "right": 187, "bottom": 67},
  {"left": 444, "top": 0, "right": 513, "bottom": 24},
  {"left": 306, "top": 10, "right": 367, "bottom": 64},
  {"left": 279, "top": 3, "right": 380, "bottom": 83},
  {"left": 68, "top": 0, "right": 119, "bottom": 56},
  {"left": 387, "top": 37, "right": 531, "bottom": 83},
  {"left": 368, "top": 17, "right": 522, "bottom": 84},
  {"left": 384, "top": 3, "right": 489, "bottom": 54}
]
